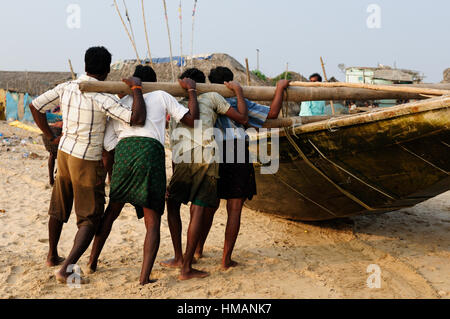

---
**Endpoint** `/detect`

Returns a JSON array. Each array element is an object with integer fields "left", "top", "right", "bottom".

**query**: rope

[
  {"left": 113, "top": 0, "right": 141, "bottom": 64},
  {"left": 191, "top": 0, "right": 198, "bottom": 66},
  {"left": 308, "top": 139, "right": 397, "bottom": 200},
  {"left": 141, "top": 0, "right": 154, "bottom": 66},
  {"left": 179, "top": 1, "right": 184, "bottom": 72},
  {"left": 282, "top": 127, "right": 376, "bottom": 211},
  {"left": 399, "top": 144, "right": 449, "bottom": 175},
  {"left": 162, "top": 0, "right": 176, "bottom": 82}
]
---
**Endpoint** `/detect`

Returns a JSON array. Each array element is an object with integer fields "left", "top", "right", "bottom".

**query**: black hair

[
  {"left": 309, "top": 73, "right": 323, "bottom": 82},
  {"left": 179, "top": 68, "right": 206, "bottom": 83},
  {"left": 133, "top": 65, "right": 157, "bottom": 82},
  {"left": 208, "top": 67, "right": 234, "bottom": 84},
  {"left": 84, "top": 46, "right": 112, "bottom": 75}
]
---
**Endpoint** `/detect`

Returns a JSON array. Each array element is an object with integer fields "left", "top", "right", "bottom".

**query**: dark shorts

[
  {"left": 217, "top": 139, "right": 257, "bottom": 200},
  {"left": 49, "top": 151, "right": 106, "bottom": 228},
  {"left": 109, "top": 137, "right": 166, "bottom": 218},
  {"left": 167, "top": 161, "right": 219, "bottom": 208}
]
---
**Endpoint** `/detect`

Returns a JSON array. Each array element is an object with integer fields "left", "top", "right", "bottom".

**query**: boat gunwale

[{"left": 248, "top": 95, "right": 450, "bottom": 141}]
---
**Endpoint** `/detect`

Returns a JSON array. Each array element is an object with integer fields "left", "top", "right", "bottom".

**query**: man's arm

[
  {"left": 267, "top": 80, "right": 290, "bottom": 119},
  {"left": 29, "top": 104, "right": 60, "bottom": 145},
  {"left": 122, "top": 77, "right": 147, "bottom": 126},
  {"left": 223, "top": 81, "right": 248, "bottom": 125},
  {"left": 178, "top": 78, "right": 199, "bottom": 127}
]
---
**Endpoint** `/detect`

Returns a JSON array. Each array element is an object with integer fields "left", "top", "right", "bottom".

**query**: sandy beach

[{"left": 0, "top": 120, "right": 449, "bottom": 299}]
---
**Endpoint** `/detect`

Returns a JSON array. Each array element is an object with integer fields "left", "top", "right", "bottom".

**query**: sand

[{"left": 0, "top": 120, "right": 449, "bottom": 299}]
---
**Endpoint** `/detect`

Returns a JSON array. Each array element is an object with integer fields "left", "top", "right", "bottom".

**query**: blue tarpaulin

[
  {"left": 6, "top": 92, "right": 19, "bottom": 121},
  {"left": 23, "top": 93, "right": 35, "bottom": 122}
]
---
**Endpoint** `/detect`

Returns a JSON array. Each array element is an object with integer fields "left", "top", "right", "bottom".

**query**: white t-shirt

[{"left": 103, "top": 90, "right": 189, "bottom": 151}]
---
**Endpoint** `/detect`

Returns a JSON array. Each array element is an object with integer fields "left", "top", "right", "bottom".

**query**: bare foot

[
  {"left": 222, "top": 260, "right": 238, "bottom": 270},
  {"left": 46, "top": 256, "right": 65, "bottom": 267},
  {"left": 194, "top": 252, "right": 203, "bottom": 259},
  {"left": 140, "top": 278, "right": 158, "bottom": 286},
  {"left": 86, "top": 262, "right": 97, "bottom": 274},
  {"left": 160, "top": 258, "right": 183, "bottom": 269},
  {"left": 179, "top": 268, "right": 209, "bottom": 281},
  {"left": 55, "top": 270, "right": 89, "bottom": 285}
]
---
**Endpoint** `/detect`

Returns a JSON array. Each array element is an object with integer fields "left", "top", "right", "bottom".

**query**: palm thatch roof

[
  {"left": 108, "top": 53, "right": 268, "bottom": 85},
  {"left": 0, "top": 71, "right": 74, "bottom": 96}
]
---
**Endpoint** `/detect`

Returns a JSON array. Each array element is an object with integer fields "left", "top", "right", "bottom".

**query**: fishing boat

[
  {"left": 246, "top": 96, "right": 450, "bottom": 221},
  {"left": 79, "top": 81, "right": 450, "bottom": 221}
]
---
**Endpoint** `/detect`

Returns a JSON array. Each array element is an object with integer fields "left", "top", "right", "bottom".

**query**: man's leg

[
  {"left": 47, "top": 151, "right": 71, "bottom": 267},
  {"left": 179, "top": 204, "right": 209, "bottom": 280},
  {"left": 87, "top": 202, "right": 125, "bottom": 273},
  {"left": 55, "top": 224, "right": 96, "bottom": 283},
  {"left": 195, "top": 205, "right": 219, "bottom": 259},
  {"left": 222, "top": 198, "right": 245, "bottom": 269},
  {"left": 47, "top": 216, "right": 64, "bottom": 267},
  {"left": 48, "top": 153, "right": 56, "bottom": 186},
  {"left": 140, "top": 208, "right": 161, "bottom": 285},
  {"left": 160, "top": 199, "right": 184, "bottom": 268}
]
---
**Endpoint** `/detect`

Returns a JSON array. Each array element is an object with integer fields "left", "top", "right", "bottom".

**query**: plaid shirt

[
  {"left": 32, "top": 75, "right": 132, "bottom": 161},
  {"left": 214, "top": 98, "right": 270, "bottom": 140}
]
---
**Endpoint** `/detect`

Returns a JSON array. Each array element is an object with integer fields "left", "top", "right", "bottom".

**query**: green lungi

[{"left": 110, "top": 137, "right": 166, "bottom": 218}]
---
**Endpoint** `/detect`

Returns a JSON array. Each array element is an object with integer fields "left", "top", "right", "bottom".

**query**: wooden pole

[
  {"left": 190, "top": 0, "right": 198, "bottom": 67},
  {"left": 68, "top": 59, "right": 76, "bottom": 80},
  {"left": 245, "top": 58, "right": 251, "bottom": 86},
  {"left": 290, "top": 81, "right": 450, "bottom": 96},
  {"left": 179, "top": 0, "right": 184, "bottom": 73},
  {"left": 78, "top": 81, "right": 450, "bottom": 102},
  {"left": 320, "top": 56, "right": 336, "bottom": 115},
  {"left": 162, "top": 0, "right": 175, "bottom": 82},
  {"left": 113, "top": 0, "right": 141, "bottom": 64},
  {"left": 141, "top": 0, "right": 154, "bottom": 67},
  {"left": 123, "top": 0, "right": 137, "bottom": 46}
]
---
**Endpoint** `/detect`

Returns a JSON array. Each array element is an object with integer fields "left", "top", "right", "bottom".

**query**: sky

[{"left": 0, "top": 0, "right": 448, "bottom": 82}]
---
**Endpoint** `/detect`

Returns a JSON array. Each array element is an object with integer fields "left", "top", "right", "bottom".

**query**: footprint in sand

[
  {"left": 6, "top": 266, "right": 24, "bottom": 284},
  {"left": 38, "top": 238, "right": 49, "bottom": 244}
]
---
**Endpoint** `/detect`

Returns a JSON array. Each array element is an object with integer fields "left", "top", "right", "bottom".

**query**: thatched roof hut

[
  {"left": 0, "top": 71, "right": 74, "bottom": 96},
  {"left": 108, "top": 53, "right": 268, "bottom": 86}
]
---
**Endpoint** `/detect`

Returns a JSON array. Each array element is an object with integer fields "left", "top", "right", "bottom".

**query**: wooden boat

[
  {"left": 247, "top": 96, "right": 450, "bottom": 221},
  {"left": 79, "top": 81, "right": 450, "bottom": 221}
]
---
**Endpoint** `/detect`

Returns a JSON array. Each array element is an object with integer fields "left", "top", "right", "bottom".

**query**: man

[
  {"left": 87, "top": 65, "right": 199, "bottom": 285},
  {"left": 29, "top": 46, "right": 147, "bottom": 284},
  {"left": 194, "top": 66, "right": 290, "bottom": 269},
  {"left": 299, "top": 73, "right": 326, "bottom": 116},
  {"left": 161, "top": 68, "right": 248, "bottom": 280}
]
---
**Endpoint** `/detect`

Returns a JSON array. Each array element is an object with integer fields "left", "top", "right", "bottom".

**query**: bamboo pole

[
  {"left": 78, "top": 81, "right": 450, "bottom": 102},
  {"left": 123, "top": 0, "right": 137, "bottom": 46},
  {"left": 290, "top": 81, "right": 450, "bottom": 96},
  {"left": 162, "top": 0, "right": 175, "bottom": 82},
  {"left": 179, "top": 0, "right": 184, "bottom": 73},
  {"left": 190, "top": 0, "right": 198, "bottom": 67},
  {"left": 68, "top": 59, "right": 76, "bottom": 80},
  {"left": 113, "top": 0, "right": 141, "bottom": 64},
  {"left": 320, "top": 56, "right": 336, "bottom": 115},
  {"left": 245, "top": 58, "right": 251, "bottom": 86},
  {"left": 141, "top": 0, "right": 154, "bottom": 67}
]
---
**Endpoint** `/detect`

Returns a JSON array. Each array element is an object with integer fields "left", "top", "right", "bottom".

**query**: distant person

[
  {"left": 162, "top": 68, "right": 249, "bottom": 280},
  {"left": 29, "top": 46, "right": 147, "bottom": 285},
  {"left": 87, "top": 65, "right": 199, "bottom": 286},
  {"left": 299, "top": 73, "right": 326, "bottom": 116},
  {"left": 194, "top": 66, "right": 290, "bottom": 269},
  {"left": 41, "top": 124, "right": 62, "bottom": 186}
]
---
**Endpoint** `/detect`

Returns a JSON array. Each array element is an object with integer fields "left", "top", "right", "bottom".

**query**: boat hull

[{"left": 246, "top": 104, "right": 450, "bottom": 221}]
